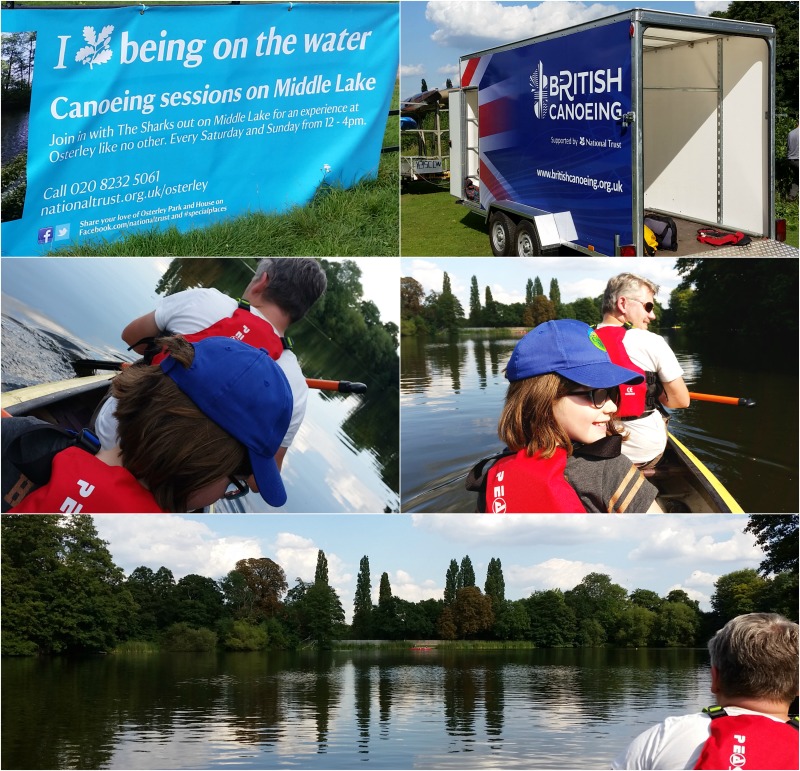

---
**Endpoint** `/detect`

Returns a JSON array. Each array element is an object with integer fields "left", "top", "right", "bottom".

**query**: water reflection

[
  {"left": 1, "top": 109, "right": 29, "bottom": 164},
  {"left": 401, "top": 330, "right": 797, "bottom": 512},
  {"left": 2, "top": 649, "right": 712, "bottom": 770}
]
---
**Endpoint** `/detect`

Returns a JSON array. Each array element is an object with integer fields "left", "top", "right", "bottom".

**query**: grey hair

[
  {"left": 251, "top": 258, "right": 327, "bottom": 323},
  {"left": 708, "top": 613, "right": 798, "bottom": 703},
  {"left": 601, "top": 273, "right": 660, "bottom": 316}
]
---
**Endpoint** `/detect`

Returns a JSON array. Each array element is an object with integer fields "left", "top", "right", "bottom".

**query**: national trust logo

[{"left": 76, "top": 25, "right": 115, "bottom": 69}]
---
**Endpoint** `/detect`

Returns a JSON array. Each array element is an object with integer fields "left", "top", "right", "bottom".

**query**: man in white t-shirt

[
  {"left": 611, "top": 613, "right": 799, "bottom": 770},
  {"left": 596, "top": 273, "right": 690, "bottom": 467},
  {"left": 95, "top": 258, "right": 326, "bottom": 474}
]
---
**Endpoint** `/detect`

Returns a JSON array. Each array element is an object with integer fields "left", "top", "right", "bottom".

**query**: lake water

[
  {"left": 0, "top": 258, "right": 398, "bottom": 513},
  {"left": 400, "top": 330, "right": 798, "bottom": 513},
  {"left": 1, "top": 108, "right": 29, "bottom": 164},
  {"left": 0, "top": 647, "right": 713, "bottom": 770}
]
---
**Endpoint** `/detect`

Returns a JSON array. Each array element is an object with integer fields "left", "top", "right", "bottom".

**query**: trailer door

[{"left": 449, "top": 89, "right": 463, "bottom": 199}]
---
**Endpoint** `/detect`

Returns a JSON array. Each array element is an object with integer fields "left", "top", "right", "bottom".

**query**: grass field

[{"left": 401, "top": 179, "right": 800, "bottom": 257}]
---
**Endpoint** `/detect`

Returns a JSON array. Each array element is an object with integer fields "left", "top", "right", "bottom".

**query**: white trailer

[{"left": 449, "top": 8, "right": 781, "bottom": 256}]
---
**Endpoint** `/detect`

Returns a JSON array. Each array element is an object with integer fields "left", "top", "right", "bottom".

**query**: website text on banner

[{"left": 1, "top": 2, "right": 399, "bottom": 256}]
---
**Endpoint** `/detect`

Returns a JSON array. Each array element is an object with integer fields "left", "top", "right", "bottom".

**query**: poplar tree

[
  {"left": 314, "top": 549, "right": 329, "bottom": 586},
  {"left": 444, "top": 559, "right": 459, "bottom": 605},
  {"left": 352, "top": 555, "right": 373, "bottom": 638},
  {"left": 533, "top": 276, "right": 543, "bottom": 296},
  {"left": 549, "top": 277, "right": 561, "bottom": 309},
  {"left": 459, "top": 556, "right": 476, "bottom": 589},
  {"left": 484, "top": 557, "right": 506, "bottom": 607},
  {"left": 525, "top": 278, "right": 534, "bottom": 305},
  {"left": 469, "top": 275, "right": 482, "bottom": 325}
]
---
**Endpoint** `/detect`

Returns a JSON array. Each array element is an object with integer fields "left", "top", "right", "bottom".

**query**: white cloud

[
  {"left": 273, "top": 531, "right": 351, "bottom": 587},
  {"left": 506, "top": 556, "right": 617, "bottom": 592},
  {"left": 694, "top": 1, "right": 729, "bottom": 15},
  {"left": 629, "top": 526, "right": 759, "bottom": 564},
  {"left": 400, "top": 63, "right": 426, "bottom": 77},
  {"left": 381, "top": 569, "right": 442, "bottom": 603},
  {"left": 94, "top": 515, "right": 263, "bottom": 579},
  {"left": 425, "top": 1, "right": 621, "bottom": 49}
]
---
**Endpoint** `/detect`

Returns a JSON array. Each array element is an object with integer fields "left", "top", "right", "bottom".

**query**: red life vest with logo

[
  {"left": 484, "top": 447, "right": 585, "bottom": 513},
  {"left": 694, "top": 707, "right": 799, "bottom": 770},
  {"left": 594, "top": 326, "right": 648, "bottom": 418},
  {"left": 151, "top": 305, "right": 284, "bottom": 365},
  {"left": 9, "top": 446, "right": 164, "bottom": 513}
]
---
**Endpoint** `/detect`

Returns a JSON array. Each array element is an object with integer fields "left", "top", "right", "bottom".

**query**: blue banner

[
  {"left": 1, "top": 2, "right": 398, "bottom": 256},
  {"left": 473, "top": 21, "right": 633, "bottom": 255}
]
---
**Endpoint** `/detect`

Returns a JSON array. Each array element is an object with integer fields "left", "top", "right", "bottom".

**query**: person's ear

[{"left": 710, "top": 665, "right": 720, "bottom": 695}]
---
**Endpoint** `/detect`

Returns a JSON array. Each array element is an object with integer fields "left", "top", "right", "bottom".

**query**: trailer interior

[{"left": 641, "top": 23, "right": 771, "bottom": 244}]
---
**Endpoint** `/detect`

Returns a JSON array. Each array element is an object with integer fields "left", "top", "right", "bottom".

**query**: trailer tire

[
  {"left": 515, "top": 220, "right": 542, "bottom": 257},
  {"left": 489, "top": 211, "right": 516, "bottom": 256}
]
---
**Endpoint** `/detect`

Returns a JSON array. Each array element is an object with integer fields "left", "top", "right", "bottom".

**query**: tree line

[
  {"left": 401, "top": 261, "right": 798, "bottom": 368},
  {"left": 2, "top": 515, "right": 795, "bottom": 656}
]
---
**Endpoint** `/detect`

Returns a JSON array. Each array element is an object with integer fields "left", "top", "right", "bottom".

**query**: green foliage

[
  {"left": 676, "top": 259, "right": 798, "bottom": 367},
  {"left": 524, "top": 590, "right": 577, "bottom": 647},
  {"left": 2, "top": 515, "right": 135, "bottom": 655},
  {"left": 484, "top": 558, "right": 506, "bottom": 608},
  {"left": 352, "top": 556, "right": 373, "bottom": 639},
  {"left": 653, "top": 602, "right": 699, "bottom": 647},
  {"left": 457, "top": 556, "right": 476, "bottom": 589},
  {"left": 615, "top": 606, "right": 657, "bottom": 648},
  {"left": 493, "top": 600, "right": 531, "bottom": 641},
  {"left": 222, "top": 620, "right": 269, "bottom": 651},
  {"left": 162, "top": 623, "right": 217, "bottom": 652},
  {"left": 1, "top": 151, "right": 27, "bottom": 222},
  {"left": 710, "top": 569, "right": 767, "bottom": 620},
  {"left": 744, "top": 515, "right": 798, "bottom": 575},
  {"left": 451, "top": 586, "right": 494, "bottom": 638},
  {"left": 444, "top": 559, "right": 459, "bottom": 606}
]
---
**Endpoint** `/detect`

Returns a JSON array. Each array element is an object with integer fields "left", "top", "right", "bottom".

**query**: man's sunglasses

[
  {"left": 626, "top": 297, "right": 655, "bottom": 313},
  {"left": 567, "top": 386, "right": 621, "bottom": 409},
  {"left": 223, "top": 476, "right": 251, "bottom": 500}
]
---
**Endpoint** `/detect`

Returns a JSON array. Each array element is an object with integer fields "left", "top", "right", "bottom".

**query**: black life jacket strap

[
  {"left": 2, "top": 420, "right": 101, "bottom": 512},
  {"left": 465, "top": 448, "right": 515, "bottom": 513},
  {"left": 238, "top": 300, "right": 294, "bottom": 351},
  {"left": 703, "top": 705, "right": 799, "bottom": 729}
]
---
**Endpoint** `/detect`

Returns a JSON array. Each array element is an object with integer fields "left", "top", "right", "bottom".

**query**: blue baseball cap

[
  {"left": 506, "top": 319, "right": 644, "bottom": 387},
  {"left": 160, "top": 337, "right": 293, "bottom": 507}
]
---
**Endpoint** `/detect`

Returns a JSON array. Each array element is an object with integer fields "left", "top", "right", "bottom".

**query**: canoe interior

[
  {"left": 647, "top": 438, "right": 735, "bottom": 513},
  {"left": 4, "top": 379, "right": 113, "bottom": 434}
]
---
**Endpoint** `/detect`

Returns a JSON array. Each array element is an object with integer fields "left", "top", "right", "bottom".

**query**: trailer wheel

[
  {"left": 489, "top": 211, "right": 516, "bottom": 256},
  {"left": 515, "top": 220, "right": 542, "bottom": 257}
]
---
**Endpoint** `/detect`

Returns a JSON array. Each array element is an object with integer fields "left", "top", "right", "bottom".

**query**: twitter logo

[{"left": 54, "top": 224, "right": 70, "bottom": 241}]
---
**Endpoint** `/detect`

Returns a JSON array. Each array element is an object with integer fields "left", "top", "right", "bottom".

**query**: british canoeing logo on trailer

[{"left": 530, "top": 61, "right": 625, "bottom": 121}]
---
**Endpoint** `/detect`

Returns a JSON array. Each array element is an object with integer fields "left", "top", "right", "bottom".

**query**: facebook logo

[{"left": 38, "top": 227, "right": 54, "bottom": 244}]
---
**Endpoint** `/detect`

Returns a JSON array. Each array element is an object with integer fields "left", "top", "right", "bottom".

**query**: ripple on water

[{"left": 1, "top": 315, "right": 78, "bottom": 389}]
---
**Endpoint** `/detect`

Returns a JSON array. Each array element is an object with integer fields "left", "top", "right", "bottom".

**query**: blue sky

[
  {"left": 401, "top": 255, "right": 685, "bottom": 311},
  {"left": 93, "top": 513, "right": 764, "bottom": 621},
  {"left": 400, "top": 1, "right": 730, "bottom": 98}
]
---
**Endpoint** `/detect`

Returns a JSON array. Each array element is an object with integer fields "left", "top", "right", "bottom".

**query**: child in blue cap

[
  {"left": 6, "top": 336, "right": 293, "bottom": 513},
  {"left": 467, "top": 319, "right": 661, "bottom": 513}
]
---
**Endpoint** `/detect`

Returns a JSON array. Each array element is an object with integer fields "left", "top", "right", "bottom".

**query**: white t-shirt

[
  {"left": 597, "top": 325, "right": 684, "bottom": 465},
  {"left": 94, "top": 288, "right": 308, "bottom": 451},
  {"left": 610, "top": 707, "right": 787, "bottom": 770}
]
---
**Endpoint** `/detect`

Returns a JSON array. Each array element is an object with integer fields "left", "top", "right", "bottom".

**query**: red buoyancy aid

[
  {"left": 694, "top": 708, "right": 799, "bottom": 770},
  {"left": 151, "top": 306, "right": 284, "bottom": 366},
  {"left": 594, "top": 326, "right": 648, "bottom": 418},
  {"left": 9, "top": 446, "right": 164, "bottom": 513},
  {"left": 484, "top": 447, "right": 585, "bottom": 513}
]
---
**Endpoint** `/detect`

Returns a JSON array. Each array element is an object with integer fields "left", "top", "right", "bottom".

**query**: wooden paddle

[{"left": 688, "top": 392, "right": 756, "bottom": 407}]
